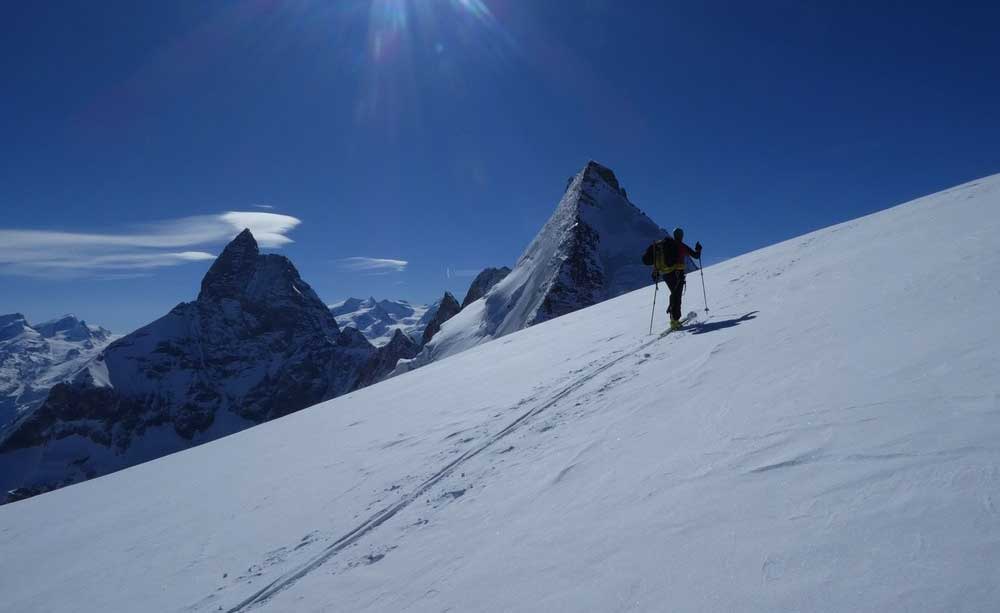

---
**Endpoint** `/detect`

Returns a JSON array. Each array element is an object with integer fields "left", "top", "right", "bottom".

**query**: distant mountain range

[
  {"left": 330, "top": 266, "right": 512, "bottom": 347},
  {"left": 330, "top": 298, "right": 438, "bottom": 346},
  {"left": 0, "top": 231, "right": 413, "bottom": 499},
  {"left": 0, "top": 314, "right": 113, "bottom": 432}
]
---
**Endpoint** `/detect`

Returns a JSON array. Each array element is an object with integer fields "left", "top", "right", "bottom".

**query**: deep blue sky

[{"left": 2, "top": 1, "right": 999, "bottom": 332}]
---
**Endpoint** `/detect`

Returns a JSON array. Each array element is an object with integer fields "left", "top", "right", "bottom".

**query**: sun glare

[{"left": 354, "top": 0, "right": 515, "bottom": 125}]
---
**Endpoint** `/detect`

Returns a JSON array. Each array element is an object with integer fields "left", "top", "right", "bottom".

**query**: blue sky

[{"left": 2, "top": 1, "right": 999, "bottom": 332}]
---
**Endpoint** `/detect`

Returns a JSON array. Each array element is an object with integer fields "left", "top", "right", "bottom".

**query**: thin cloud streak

[
  {"left": 446, "top": 267, "right": 480, "bottom": 279},
  {"left": 336, "top": 257, "right": 408, "bottom": 273},
  {"left": 0, "top": 211, "right": 301, "bottom": 278}
]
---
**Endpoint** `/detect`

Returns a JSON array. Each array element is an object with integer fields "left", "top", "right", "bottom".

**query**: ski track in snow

[{"left": 222, "top": 316, "right": 707, "bottom": 612}]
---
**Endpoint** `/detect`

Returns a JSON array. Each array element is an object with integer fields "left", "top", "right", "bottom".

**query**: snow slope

[{"left": 2, "top": 174, "right": 1000, "bottom": 612}]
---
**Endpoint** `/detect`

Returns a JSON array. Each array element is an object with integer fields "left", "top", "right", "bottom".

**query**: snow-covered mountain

[
  {"left": 331, "top": 265, "right": 511, "bottom": 349},
  {"left": 460, "top": 266, "right": 511, "bottom": 308},
  {"left": 397, "top": 160, "right": 666, "bottom": 373},
  {"left": 3, "top": 173, "right": 999, "bottom": 612},
  {"left": 0, "top": 314, "right": 113, "bottom": 431},
  {"left": 419, "top": 291, "right": 461, "bottom": 346},
  {"left": 0, "top": 230, "right": 380, "bottom": 498},
  {"left": 330, "top": 297, "right": 437, "bottom": 346}
]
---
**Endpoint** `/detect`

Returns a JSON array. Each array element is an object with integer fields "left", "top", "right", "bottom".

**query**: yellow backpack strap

[{"left": 654, "top": 240, "right": 667, "bottom": 273}]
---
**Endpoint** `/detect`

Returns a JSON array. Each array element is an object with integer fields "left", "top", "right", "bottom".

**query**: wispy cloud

[
  {"left": 0, "top": 211, "right": 301, "bottom": 279},
  {"left": 446, "top": 267, "right": 480, "bottom": 279},
  {"left": 336, "top": 257, "right": 408, "bottom": 274},
  {"left": 252, "top": 204, "right": 274, "bottom": 209}
]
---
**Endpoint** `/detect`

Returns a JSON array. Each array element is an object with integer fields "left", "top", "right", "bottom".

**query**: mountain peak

[
  {"left": 34, "top": 314, "right": 96, "bottom": 342},
  {"left": 0, "top": 313, "right": 30, "bottom": 341},
  {"left": 229, "top": 229, "right": 259, "bottom": 256},
  {"left": 461, "top": 266, "right": 512, "bottom": 308},
  {"left": 421, "top": 292, "right": 462, "bottom": 346},
  {"left": 198, "top": 229, "right": 261, "bottom": 301},
  {"left": 442, "top": 292, "right": 460, "bottom": 309},
  {"left": 582, "top": 160, "right": 620, "bottom": 192},
  {"left": 0, "top": 313, "right": 28, "bottom": 327},
  {"left": 398, "top": 161, "right": 665, "bottom": 370}
]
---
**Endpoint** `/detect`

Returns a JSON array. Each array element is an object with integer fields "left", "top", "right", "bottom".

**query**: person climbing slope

[{"left": 642, "top": 227, "right": 703, "bottom": 330}]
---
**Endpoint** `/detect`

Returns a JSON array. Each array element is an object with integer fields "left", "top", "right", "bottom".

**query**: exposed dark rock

[
  {"left": 460, "top": 267, "right": 511, "bottom": 309},
  {"left": 421, "top": 292, "right": 462, "bottom": 346},
  {"left": 357, "top": 330, "right": 421, "bottom": 388}
]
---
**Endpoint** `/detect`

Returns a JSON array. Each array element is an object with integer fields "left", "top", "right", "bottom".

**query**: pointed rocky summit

[
  {"left": 397, "top": 160, "right": 666, "bottom": 371},
  {"left": 421, "top": 292, "right": 462, "bottom": 346},
  {"left": 198, "top": 228, "right": 260, "bottom": 301}
]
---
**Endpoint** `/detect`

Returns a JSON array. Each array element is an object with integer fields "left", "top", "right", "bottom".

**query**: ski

[{"left": 658, "top": 311, "right": 699, "bottom": 338}]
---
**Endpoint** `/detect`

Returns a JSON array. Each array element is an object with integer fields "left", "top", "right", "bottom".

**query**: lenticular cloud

[{"left": 0, "top": 211, "right": 302, "bottom": 278}]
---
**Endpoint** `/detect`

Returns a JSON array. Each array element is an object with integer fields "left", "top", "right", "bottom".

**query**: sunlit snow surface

[{"left": 2, "top": 175, "right": 1000, "bottom": 612}]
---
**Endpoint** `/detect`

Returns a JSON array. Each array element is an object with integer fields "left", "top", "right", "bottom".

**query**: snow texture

[{"left": 2, "top": 174, "right": 998, "bottom": 611}]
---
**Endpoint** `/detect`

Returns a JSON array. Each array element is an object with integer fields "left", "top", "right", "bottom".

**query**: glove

[
  {"left": 651, "top": 270, "right": 660, "bottom": 281},
  {"left": 694, "top": 242, "right": 703, "bottom": 256}
]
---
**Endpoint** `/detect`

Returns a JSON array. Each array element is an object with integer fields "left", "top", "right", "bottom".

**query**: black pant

[{"left": 664, "top": 271, "right": 685, "bottom": 321}]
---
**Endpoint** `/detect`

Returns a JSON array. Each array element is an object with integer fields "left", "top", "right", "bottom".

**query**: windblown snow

[{"left": 2, "top": 174, "right": 1000, "bottom": 612}]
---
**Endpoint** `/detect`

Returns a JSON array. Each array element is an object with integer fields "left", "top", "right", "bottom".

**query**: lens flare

[{"left": 355, "top": 0, "right": 517, "bottom": 126}]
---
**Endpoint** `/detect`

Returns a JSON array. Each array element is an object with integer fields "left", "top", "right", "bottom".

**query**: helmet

[{"left": 672, "top": 227, "right": 684, "bottom": 241}]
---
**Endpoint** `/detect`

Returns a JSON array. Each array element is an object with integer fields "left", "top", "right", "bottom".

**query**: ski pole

[
  {"left": 698, "top": 257, "right": 709, "bottom": 312},
  {"left": 648, "top": 278, "right": 658, "bottom": 335}
]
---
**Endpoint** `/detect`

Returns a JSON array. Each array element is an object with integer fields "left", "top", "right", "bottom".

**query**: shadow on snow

[{"left": 689, "top": 311, "right": 759, "bottom": 335}]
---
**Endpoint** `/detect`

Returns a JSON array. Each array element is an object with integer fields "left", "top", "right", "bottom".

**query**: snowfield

[{"left": 2, "top": 174, "right": 1000, "bottom": 612}]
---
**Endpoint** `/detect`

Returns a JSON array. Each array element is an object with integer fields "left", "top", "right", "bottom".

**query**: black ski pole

[
  {"left": 698, "top": 257, "right": 709, "bottom": 313},
  {"left": 648, "top": 278, "right": 659, "bottom": 335}
]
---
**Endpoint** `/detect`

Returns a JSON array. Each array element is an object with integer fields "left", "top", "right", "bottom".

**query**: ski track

[{"left": 222, "top": 313, "right": 708, "bottom": 612}]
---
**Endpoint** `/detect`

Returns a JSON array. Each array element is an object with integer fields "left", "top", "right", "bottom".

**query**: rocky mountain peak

[
  {"left": 421, "top": 292, "right": 462, "bottom": 346},
  {"left": 395, "top": 161, "right": 666, "bottom": 375},
  {"left": 461, "top": 267, "right": 512, "bottom": 308},
  {"left": 442, "top": 292, "right": 460, "bottom": 312},
  {"left": 34, "top": 314, "right": 106, "bottom": 343},
  {"left": 582, "top": 160, "right": 621, "bottom": 192},
  {"left": 0, "top": 314, "right": 30, "bottom": 342},
  {"left": 198, "top": 229, "right": 260, "bottom": 301}
]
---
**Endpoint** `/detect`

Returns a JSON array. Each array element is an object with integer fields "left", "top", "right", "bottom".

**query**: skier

[{"left": 643, "top": 227, "right": 703, "bottom": 330}]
